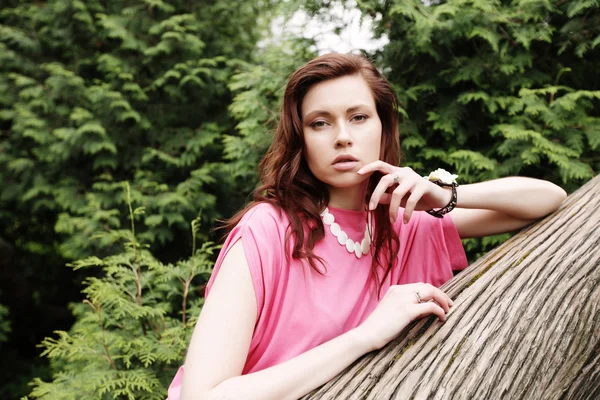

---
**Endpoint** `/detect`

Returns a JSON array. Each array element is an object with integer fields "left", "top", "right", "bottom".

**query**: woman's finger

[
  {"left": 412, "top": 302, "right": 446, "bottom": 322},
  {"left": 368, "top": 174, "right": 396, "bottom": 210},
  {"left": 411, "top": 284, "right": 452, "bottom": 313},
  {"left": 357, "top": 160, "right": 395, "bottom": 176},
  {"left": 389, "top": 181, "right": 413, "bottom": 222},
  {"left": 403, "top": 185, "right": 426, "bottom": 224}
]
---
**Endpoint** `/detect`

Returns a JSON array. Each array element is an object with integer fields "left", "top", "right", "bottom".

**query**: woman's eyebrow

[
  {"left": 303, "top": 110, "right": 332, "bottom": 120},
  {"left": 303, "top": 104, "right": 371, "bottom": 120},
  {"left": 345, "top": 104, "right": 369, "bottom": 113}
]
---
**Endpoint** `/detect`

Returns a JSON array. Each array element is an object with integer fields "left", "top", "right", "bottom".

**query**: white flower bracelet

[{"left": 424, "top": 168, "right": 459, "bottom": 218}]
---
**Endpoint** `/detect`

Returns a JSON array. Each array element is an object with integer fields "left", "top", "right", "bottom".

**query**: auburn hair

[{"left": 223, "top": 53, "right": 401, "bottom": 297}]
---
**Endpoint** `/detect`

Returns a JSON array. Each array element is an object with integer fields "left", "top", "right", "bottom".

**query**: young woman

[{"left": 167, "top": 53, "right": 566, "bottom": 400}]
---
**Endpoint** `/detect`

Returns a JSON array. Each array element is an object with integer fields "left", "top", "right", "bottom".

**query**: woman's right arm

[{"left": 180, "top": 240, "right": 453, "bottom": 400}]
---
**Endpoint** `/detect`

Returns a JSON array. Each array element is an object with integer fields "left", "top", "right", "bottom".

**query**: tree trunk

[{"left": 303, "top": 175, "right": 600, "bottom": 400}]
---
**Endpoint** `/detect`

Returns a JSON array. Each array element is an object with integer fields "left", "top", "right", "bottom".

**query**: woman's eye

[
  {"left": 311, "top": 120, "right": 327, "bottom": 128},
  {"left": 352, "top": 114, "right": 368, "bottom": 122}
]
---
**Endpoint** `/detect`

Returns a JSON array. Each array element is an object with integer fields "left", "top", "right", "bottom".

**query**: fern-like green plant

[{"left": 25, "top": 183, "right": 218, "bottom": 399}]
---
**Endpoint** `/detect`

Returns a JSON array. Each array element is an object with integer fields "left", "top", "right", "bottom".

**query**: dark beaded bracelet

[{"left": 426, "top": 183, "right": 458, "bottom": 218}]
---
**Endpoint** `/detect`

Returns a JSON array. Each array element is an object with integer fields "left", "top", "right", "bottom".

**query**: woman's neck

[{"left": 327, "top": 183, "right": 368, "bottom": 211}]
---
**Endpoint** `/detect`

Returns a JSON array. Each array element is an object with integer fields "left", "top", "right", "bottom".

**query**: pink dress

[{"left": 167, "top": 203, "right": 467, "bottom": 399}]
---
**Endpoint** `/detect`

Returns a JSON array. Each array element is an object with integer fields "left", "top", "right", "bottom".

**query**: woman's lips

[{"left": 332, "top": 161, "right": 358, "bottom": 171}]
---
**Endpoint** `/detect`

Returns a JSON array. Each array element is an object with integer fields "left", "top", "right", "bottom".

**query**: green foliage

[
  {"left": 25, "top": 184, "right": 217, "bottom": 399},
  {"left": 0, "top": 0, "right": 278, "bottom": 265},
  {"left": 357, "top": 0, "right": 600, "bottom": 190}
]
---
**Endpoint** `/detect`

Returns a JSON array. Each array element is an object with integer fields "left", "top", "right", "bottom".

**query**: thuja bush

[
  {"left": 357, "top": 0, "right": 600, "bottom": 184},
  {"left": 0, "top": 0, "right": 273, "bottom": 262},
  {"left": 24, "top": 184, "right": 217, "bottom": 400},
  {"left": 352, "top": 0, "right": 600, "bottom": 258}
]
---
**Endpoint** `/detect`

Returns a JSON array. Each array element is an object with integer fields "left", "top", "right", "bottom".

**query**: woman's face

[{"left": 302, "top": 74, "right": 382, "bottom": 189}]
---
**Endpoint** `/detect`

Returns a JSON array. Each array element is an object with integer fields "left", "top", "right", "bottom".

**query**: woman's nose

[{"left": 334, "top": 123, "right": 352, "bottom": 147}]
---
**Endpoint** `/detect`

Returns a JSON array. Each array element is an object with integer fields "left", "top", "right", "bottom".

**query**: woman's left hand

[{"left": 357, "top": 161, "right": 451, "bottom": 224}]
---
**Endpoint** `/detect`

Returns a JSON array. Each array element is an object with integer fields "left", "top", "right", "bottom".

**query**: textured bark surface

[{"left": 303, "top": 175, "right": 600, "bottom": 400}]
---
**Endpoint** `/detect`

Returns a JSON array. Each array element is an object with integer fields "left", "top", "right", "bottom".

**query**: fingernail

[
  {"left": 369, "top": 202, "right": 375, "bottom": 210},
  {"left": 403, "top": 217, "right": 408, "bottom": 224},
  {"left": 450, "top": 300, "right": 454, "bottom": 306},
  {"left": 357, "top": 169, "right": 364, "bottom": 174}
]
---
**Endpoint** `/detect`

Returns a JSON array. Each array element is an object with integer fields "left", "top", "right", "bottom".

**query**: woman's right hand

[{"left": 355, "top": 283, "right": 454, "bottom": 351}]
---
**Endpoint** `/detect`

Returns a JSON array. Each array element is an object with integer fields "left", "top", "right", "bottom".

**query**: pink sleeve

[
  {"left": 205, "top": 203, "right": 284, "bottom": 319},
  {"left": 396, "top": 210, "right": 468, "bottom": 287},
  {"left": 440, "top": 213, "right": 469, "bottom": 271}
]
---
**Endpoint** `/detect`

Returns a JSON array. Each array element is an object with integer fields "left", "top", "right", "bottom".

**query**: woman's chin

[{"left": 325, "top": 175, "right": 369, "bottom": 189}]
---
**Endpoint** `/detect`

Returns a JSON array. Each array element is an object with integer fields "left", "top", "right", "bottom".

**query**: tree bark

[{"left": 303, "top": 175, "right": 600, "bottom": 400}]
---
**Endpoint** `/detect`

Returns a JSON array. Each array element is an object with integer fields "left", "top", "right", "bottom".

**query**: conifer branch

[
  {"left": 182, "top": 278, "right": 191, "bottom": 326},
  {"left": 124, "top": 182, "right": 137, "bottom": 255},
  {"left": 135, "top": 260, "right": 143, "bottom": 307},
  {"left": 182, "top": 214, "right": 203, "bottom": 325},
  {"left": 124, "top": 182, "right": 147, "bottom": 334},
  {"left": 83, "top": 299, "right": 117, "bottom": 370}
]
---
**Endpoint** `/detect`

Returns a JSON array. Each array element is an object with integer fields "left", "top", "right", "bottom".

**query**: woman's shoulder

[
  {"left": 237, "top": 201, "right": 289, "bottom": 234},
  {"left": 243, "top": 201, "right": 283, "bottom": 217}
]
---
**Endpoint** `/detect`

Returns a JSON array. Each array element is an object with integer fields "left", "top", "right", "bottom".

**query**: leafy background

[{"left": 0, "top": 0, "right": 598, "bottom": 398}]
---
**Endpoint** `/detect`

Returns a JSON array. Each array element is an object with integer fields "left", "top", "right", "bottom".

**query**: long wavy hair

[{"left": 223, "top": 53, "right": 401, "bottom": 296}]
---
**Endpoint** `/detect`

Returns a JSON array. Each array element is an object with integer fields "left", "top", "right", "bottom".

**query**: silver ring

[
  {"left": 415, "top": 291, "right": 422, "bottom": 303},
  {"left": 391, "top": 173, "right": 400, "bottom": 184}
]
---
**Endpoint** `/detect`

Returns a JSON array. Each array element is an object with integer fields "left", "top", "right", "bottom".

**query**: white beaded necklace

[{"left": 320, "top": 207, "right": 372, "bottom": 259}]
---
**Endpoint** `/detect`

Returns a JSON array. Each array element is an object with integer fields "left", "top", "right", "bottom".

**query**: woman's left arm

[
  {"left": 449, "top": 177, "right": 567, "bottom": 238},
  {"left": 357, "top": 162, "right": 568, "bottom": 239}
]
